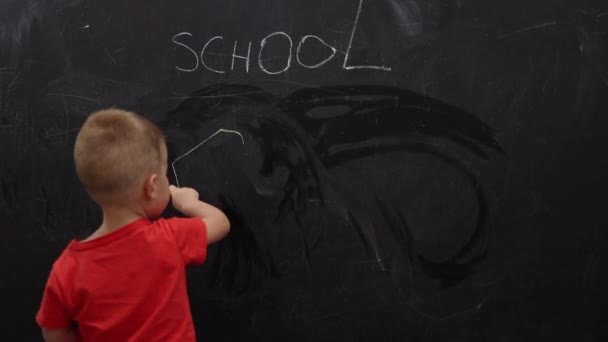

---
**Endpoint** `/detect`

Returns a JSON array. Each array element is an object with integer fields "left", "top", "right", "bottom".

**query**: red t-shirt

[{"left": 36, "top": 217, "right": 207, "bottom": 342}]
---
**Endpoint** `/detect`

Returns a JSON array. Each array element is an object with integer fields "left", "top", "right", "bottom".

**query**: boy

[{"left": 36, "top": 108, "right": 230, "bottom": 341}]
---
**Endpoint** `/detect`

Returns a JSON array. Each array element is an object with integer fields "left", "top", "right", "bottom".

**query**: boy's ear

[{"left": 143, "top": 173, "right": 158, "bottom": 199}]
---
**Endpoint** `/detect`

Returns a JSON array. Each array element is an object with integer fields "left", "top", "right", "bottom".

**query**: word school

[{"left": 171, "top": 0, "right": 391, "bottom": 75}]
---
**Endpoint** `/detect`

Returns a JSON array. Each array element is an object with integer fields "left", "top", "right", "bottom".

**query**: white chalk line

[{"left": 171, "top": 129, "right": 244, "bottom": 187}]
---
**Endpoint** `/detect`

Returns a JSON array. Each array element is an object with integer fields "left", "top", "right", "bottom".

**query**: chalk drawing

[{"left": 171, "top": 128, "right": 245, "bottom": 187}]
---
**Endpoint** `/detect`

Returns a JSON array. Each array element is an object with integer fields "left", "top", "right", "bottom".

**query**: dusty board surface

[{"left": 1, "top": 0, "right": 607, "bottom": 340}]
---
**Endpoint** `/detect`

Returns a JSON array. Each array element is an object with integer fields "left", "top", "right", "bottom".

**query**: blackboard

[{"left": 1, "top": 0, "right": 607, "bottom": 340}]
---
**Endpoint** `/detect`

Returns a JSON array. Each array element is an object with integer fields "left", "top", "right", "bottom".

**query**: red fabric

[{"left": 36, "top": 217, "right": 207, "bottom": 342}]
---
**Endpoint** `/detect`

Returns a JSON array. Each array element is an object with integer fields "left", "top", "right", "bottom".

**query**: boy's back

[
  {"left": 35, "top": 109, "right": 230, "bottom": 341},
  {"left": 37, "top": 217, "right": 207, "bottom": 342}
]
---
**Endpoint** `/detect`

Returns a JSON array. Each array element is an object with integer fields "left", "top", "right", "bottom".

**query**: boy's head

[{"left": 74, "top": 108, "right": 169, "bottom": 216}]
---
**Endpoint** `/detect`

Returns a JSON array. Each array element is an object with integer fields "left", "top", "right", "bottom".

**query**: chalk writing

[
  {"left": 171, "top": 32, "right": 199, "bottom": 72},
  {"left": 171, "top": 0, "right": 391, "bottom": 74},
  {"left": 258, "top": 32, "right": 293, "bottom": 75},
  {"left": 232, "top": 41, "right": 252, "bottom": 73},
  {"left": 202, "top": 36, "right": 225, "bottom": 74},
  {"left": 343, "top": 0, "right": 391, "bottom": 71},
  {"left": 296, "top": 35, "right": 337, "bottom": 69}
]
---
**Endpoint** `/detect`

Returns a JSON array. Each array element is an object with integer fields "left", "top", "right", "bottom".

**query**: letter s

[{"left": 172, "top": 32, "right": 199, "bottom": 72}]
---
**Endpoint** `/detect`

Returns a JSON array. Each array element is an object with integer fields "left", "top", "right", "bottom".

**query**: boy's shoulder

[
  {"left": 49, "top": 217, "right": 205, "bottom": 271},
  {"left": 48, "top": 241, "right": 80, "bottom": 276},
  {"left": 46, "top": 220, "right": 165, "bottom": 282}
]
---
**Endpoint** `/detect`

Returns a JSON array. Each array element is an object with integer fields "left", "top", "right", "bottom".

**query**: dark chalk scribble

[
  {"left": 0, "top": 0, "right": 83, "bottom": 65},
  {"left": 161, "top": 84, "right": 505, "bottom": 318}
]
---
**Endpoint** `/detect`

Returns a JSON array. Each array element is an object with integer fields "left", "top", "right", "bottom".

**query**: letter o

[
  {"left": 258, "top": 32, "right": 293, "bottom": 75},
  {"left": 296, "top": 35, "right": 337, "bottom": 69}
]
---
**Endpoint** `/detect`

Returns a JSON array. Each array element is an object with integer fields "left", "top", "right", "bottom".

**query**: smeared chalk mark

[
  {"left": 45, "top": 127, "right": 80, "bottom": 138},
  {"left": 375, "top": 255, "right": 385, "bottom": 271},
  {"left": 103, "top": 46, "right": 118, "bottom": 65},
  {"left": 387, "top": 0, "right": 423, "bottom": 36},
  {"left": 261, "top": 78, "right": 328, "bottom": 90},
  {"left": 497, "top": 21, "right": 556, "bottom": 40},
  {"left": 47, "top": 93, "right": 100, "bottom": 104},
  {"left": 56, "top": 89, "right": 71, "bottom": 143},
  {"left": 71, "top": 107, "right": 89, "bottom": 117},
  {"left": 172, "top": 129, "right": 244, "bottom": 187},
  {"left": 166, "top": 91, "right": 264, "bottom": 100}
]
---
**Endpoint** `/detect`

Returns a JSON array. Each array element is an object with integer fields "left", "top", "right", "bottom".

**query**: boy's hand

[
  {"left": 169, "top": 185, "right": 199, "bottom": 213},
  {"left": 168, "top": 184, "right": 230, "bottom": 244}
]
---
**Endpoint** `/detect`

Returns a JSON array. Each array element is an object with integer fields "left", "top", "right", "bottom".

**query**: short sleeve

[
  {"left": 36, "top": 271, "right": 72, "bottom": 329},
  {"left": 165, "top": 217, "right": 208, "bottom": 265}
]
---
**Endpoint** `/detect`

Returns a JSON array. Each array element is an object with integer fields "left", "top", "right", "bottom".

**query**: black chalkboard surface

[{"left": 1, "top": 0, "right": 607, "bottom": 340}]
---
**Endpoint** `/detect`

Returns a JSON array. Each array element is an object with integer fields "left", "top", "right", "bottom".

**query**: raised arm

[{"left": 169, "top": 185, "right": 230, "bottom": 244}]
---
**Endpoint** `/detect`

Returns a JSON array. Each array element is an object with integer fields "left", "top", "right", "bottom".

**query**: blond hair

[{"left": 74, "top": 108, "right": 165, "bottom": 204}]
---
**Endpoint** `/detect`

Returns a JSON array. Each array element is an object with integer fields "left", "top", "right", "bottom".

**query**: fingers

[
  {"left": 169, "top": 184, "right": 199, "bottom": 199},
  {"left": 191, "top": 188, "right": 199, "bottom": 199}
]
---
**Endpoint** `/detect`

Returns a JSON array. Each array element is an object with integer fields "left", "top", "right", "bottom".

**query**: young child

[{"left": 36, "top": 108, "right": 230, "bottom": 342}]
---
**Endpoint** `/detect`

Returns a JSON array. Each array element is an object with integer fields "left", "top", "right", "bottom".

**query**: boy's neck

[{"left": 84, "top": 205, "right": 147, "bottom": 242}]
